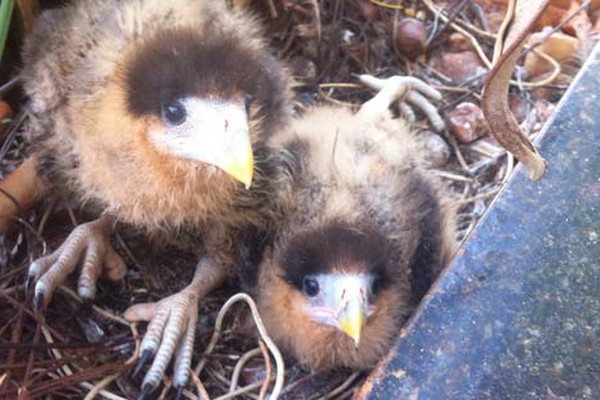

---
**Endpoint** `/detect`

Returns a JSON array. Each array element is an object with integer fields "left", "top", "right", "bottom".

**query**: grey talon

[
  {"left": 133, "top": 349, "right": 153, "bottom": 378},
  {"left": 24, "top": 275, "right": 35, "bottom": 297},
  {"left": 175, "top": 385, "right": 185, "bottom": 400},
  {"left": 33, "top": 292, "right": 45, "bottom": 315},
  {"left": 138, "top": 383, "right": 154, "bottom": 400}
]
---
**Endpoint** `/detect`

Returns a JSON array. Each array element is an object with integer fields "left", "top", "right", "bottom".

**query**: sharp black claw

[
  {"left": 24, "top": 275, "right": 34, "bottom": 297},
  {"left": 80, "top": 297, "right": 94, "bottom": 310},
  {"left": 133, "top": 349, "right": 152, "bottom": 378},
  {"left": 139, "top": 383, "right": 154, "bottom": 400},
  {"left": 175, "top": 385, "right": 185, "bottom": 400},
  {"left": 33, "top": 292, "right": 45, "bottom": 315}
]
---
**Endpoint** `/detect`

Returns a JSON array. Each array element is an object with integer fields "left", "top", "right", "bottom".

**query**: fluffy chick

[
  {"left": 242, "top": 76, "right": 455, "bottom": 370},
  {"left": 21, "top": 0, "right": 290, "bottom": 394}
]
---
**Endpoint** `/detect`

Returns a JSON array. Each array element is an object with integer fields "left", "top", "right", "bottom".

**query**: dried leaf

[
  {"left": 0, "top": 100, "right": 14, "bottom": 138},
  {"left": 562, "top": 0, "right": 593, "bottom": 37},
  {"left": 0, "top": 156, "right": 45, "bottom": 233},
  {"left": 482, "top": 0, "right": 550, "bottom": 181},
  {"left": 16, "top": 0, "right": 40, "bottom": 34},
  {"left": 524, "top": 32, "right": 578, "bottom": 78}
]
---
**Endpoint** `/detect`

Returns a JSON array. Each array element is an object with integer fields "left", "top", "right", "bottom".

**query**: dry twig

[{"left": 194, "top": 293, "right": 284, "bottom": 399}]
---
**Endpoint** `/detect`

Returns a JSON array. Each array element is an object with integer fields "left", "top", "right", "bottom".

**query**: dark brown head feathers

[
  {"left": 125, "top": 27, "right": 288, "bottom": 132},
  {"left": 406, "top": 172, "right": 446, "bottom": 303},
  {"left": 280, "top": 222, "right": 395, "bottom": 291}
]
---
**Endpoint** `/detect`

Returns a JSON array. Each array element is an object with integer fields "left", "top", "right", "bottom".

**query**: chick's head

[
  {"left": 121, "top": 27, "right": 286, "bottom": 189},
  {"left": 259, "top": 222, "right": 411, "bottom": 369}
]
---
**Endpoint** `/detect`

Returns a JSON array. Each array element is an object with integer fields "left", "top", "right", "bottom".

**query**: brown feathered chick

[
  {"left": 21, "top": 0, "right": 289, "bottom": 394},
  {"left": 244, "top": 76, "right": 455, "bottom": 370}
]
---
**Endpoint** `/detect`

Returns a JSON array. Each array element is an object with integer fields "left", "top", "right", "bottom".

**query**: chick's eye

[
  {"left": 302, "top": 276, "right": 319, "bottom": 297},
  {"left": 161, "top": 100, "right": 187, "bottom": 126}
]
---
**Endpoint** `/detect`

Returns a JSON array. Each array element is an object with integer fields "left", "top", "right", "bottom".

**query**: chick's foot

[
  {"left": 358, "top": 74, "right": 445, "bottom": 131},
  {"left": 27, "top": 216, "right": 125, "bottom": 312},
  {"left": 125, "top": 287, "right": 198, "bottom": 394},
  {"left": 124, "top": 256, "right": 229, "bottom": 396}
]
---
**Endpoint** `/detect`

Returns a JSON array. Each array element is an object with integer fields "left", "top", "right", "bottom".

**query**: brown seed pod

[
  {"left": 395, "top": 18, "right": 428, "bottom": 60},
  {"left": 358, "top": 0, "right": 379, "bottom": 21}
]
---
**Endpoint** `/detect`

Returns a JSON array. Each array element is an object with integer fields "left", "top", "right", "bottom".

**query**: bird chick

[
  {"left": 243, "top": 76, "right": 455, "bottom": 370},
  {"left": 21, "top": 0, "right": 290, "bottom": 394}
]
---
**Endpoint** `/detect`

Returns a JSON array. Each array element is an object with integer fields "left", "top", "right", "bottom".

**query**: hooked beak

[
  {"left": 213, "top": 127, "right": 254, "bottom": 189},
  {"left": 303, "top": 273, "right": 374, "bottom": 348},
  {"left": 338, "top": 296, "right": 367, "bottom": 347},
  {"left": 199, "top": 100, "right": 254, "bottom": 189}
]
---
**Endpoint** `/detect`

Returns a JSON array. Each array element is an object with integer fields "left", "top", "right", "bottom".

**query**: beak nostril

[{"left": 224, "top": 120, "right": 229, "bottom": 131}]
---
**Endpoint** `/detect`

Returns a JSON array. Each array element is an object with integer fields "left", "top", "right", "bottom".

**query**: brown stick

[{"left": 482, "top": 0, "right": 551, "bottom": 181}]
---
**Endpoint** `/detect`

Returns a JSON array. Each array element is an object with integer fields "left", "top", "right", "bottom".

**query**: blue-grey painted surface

[{"left": 364, "top": 45, "right": 600, "bottom": 399}]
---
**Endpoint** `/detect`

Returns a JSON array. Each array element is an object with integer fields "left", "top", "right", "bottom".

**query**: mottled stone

[
  {"left": 447, "top": 102, "right": 488, "bottom": 143},
  {"left": 439, "top": 51, "right": 487, "bottom": 83},
  {"left": 360, "top": 44, "right": 600, "bottom": 400},
  {"left": 446, "top": 32, "right": 472, "bottom": 53}
]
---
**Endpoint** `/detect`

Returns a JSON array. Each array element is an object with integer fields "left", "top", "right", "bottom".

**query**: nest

[{"left": 0, "top": 0, "right": 586, "bottom": 398}]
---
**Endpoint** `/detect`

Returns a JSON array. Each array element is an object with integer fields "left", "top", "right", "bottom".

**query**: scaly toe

[
  {"left": 77, "top": 285, "right": 97, "bottom": 301},
  {"left": 26, "top": 217, "right": 118, "bottom": 311}
]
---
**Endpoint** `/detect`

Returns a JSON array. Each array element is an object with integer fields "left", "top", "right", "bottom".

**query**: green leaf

[{"left": 0, "top": 0, "right": 16, "bottom": 66}]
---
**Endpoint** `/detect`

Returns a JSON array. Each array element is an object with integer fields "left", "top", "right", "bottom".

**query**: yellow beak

[
  {"left": 216, "top": 134, "right": 254, "bottom": 189},
  {"left": 339, "top": 297, "right": 367, "bottom": 347}
]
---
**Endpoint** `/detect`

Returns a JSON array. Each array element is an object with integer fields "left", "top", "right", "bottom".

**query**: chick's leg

[
  {"left": 124, "top": 256, "right": 229, "bottom": 397},
  {"left": 27, "top": 216, "right": 126, "bottom": 312},
  {"left": 358, "top": 74, "right": 445, "bottom": 131}
]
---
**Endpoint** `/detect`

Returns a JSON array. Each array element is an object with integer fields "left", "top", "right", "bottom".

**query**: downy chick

[
  {"left": 21, "top": 0, "right": 290, "bottom": 394},
  {"left": 242, "top": 76, "right": 455, "bottom": 370}
]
